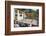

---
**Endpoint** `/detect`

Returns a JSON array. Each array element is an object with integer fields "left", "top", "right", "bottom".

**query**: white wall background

[{"left": 0, "top": 0, "right": 46, "bottom": 36}]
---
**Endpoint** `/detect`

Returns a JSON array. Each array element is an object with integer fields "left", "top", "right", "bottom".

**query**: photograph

[
  {"left": 5, "top": 1, "right": 45, "bottom": 35},
  {"left": 14, "top": 8, "right": 39, "bottom": 27}
]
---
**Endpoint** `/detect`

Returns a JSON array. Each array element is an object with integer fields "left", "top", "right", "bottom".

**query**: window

[
  {"left": 15, "top": 14, "right": 17, "bottom": 16},
  {"left": 20, "top": 14, "right": 22, "bottom": 17}
]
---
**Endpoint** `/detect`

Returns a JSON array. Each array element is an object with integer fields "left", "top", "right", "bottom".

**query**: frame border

[{"left": 5, "top": 1, "right": 45, "bottom": 35}]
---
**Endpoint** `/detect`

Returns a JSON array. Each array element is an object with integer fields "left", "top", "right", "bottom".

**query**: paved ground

[
  {"left": 14, "top": 19, "right": 38, "bottom": 27},
  {"left": 18, "top": 19, "right": 37, "bottom": 25}
]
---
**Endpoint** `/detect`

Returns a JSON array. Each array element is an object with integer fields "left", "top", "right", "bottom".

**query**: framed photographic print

[{"left": 5, "top": 1, "right": 45, "bottom": 35}]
